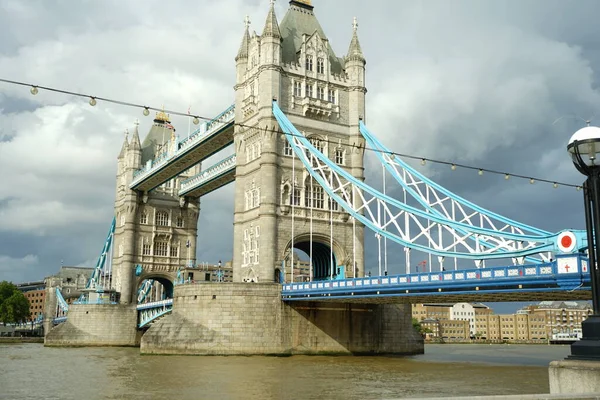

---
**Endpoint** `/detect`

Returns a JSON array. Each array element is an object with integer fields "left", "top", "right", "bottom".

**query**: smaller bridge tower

[{"left": 112, "top": 116, "right": 200, "bottom": 304}]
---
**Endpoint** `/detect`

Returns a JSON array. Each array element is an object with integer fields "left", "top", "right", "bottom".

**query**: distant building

[
  {"left": 412, "top": 300, "right": 592, "bottom": 342},
  {"left": 16, "top": 280, "right": 46, "bottom": 321},
  {"left": 413, "top": 302, "right": 492, "bottom": 339},
  {"left": 45, "top": 266, "right": 94, "bottom": 303},
  {"left": 182, "top": 261, "right": 234, "bottom": 283}
]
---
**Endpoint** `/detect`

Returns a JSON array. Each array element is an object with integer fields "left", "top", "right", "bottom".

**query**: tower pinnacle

[
  {"left": 236, "top": 16, "right": 251, "bottom": 61},
  {"left": 346, "top": 16, "right": 365, "bottom": 63},
  {"left": 262, "top": 0, "right": 281, "bottom": 38}
]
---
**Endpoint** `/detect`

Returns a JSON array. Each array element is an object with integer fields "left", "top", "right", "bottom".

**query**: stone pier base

[
  {"left": 549, "top": 359, "right": 600, "bottom": 394},
  {"left": 140, "top": 283, "right": 423, "bottom": 355},
  {"left": 45, "top": 304, "right": 138, "bottom": 347}
]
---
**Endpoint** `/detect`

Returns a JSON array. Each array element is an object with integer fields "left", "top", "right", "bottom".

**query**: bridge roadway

[
  {"left": 179, "top": 154, "right": 236, "bottom": 197},
  {"left": 130, "top": 105, "right": 235, "bottom": 192},
  {"left": 282, "top": 257, "right": 592, "bottom": 304}
]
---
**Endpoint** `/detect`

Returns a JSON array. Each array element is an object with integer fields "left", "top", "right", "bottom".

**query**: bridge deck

[
  {"left": 179, "top": 154, "right": 236, "bottom": 197},
  {"left": 282, "top": 258, "right": 591, "bottom": 304},
  {"left": 130, "top": 106, "right": 235, "bottom": 192}
]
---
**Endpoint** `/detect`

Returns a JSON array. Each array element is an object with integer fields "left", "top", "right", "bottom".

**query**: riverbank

[{"left": 0, "top": 337, "right": 44, "bottom": 344}]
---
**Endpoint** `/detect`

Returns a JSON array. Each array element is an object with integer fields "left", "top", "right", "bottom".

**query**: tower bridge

[{"left": 44, "top": 0, "right": 591, "bottom": 354}]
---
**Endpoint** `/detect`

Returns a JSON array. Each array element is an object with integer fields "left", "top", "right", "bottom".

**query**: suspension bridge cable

[{"left": 0, "top": 77, "right": 581, "bottom": 189}]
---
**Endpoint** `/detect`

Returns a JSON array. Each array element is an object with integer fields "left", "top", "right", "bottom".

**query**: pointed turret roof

[
  {"left": 346, "top": 17, "right": 365, "bottom": 63},
  {"left": 118, "top": 131, "right": 129, "bottom": 159},
  {"left": 236, "top": 16, "right": 251, "bottom": 61},
  {"left": 262, "top": 1, "right": 281, "bottom": 38},
  {"left": 280, "top": 1, "right": 343, "bottom": 74},
  {"left": 130, "top": 121, "right": 141, "bottom": 150}
]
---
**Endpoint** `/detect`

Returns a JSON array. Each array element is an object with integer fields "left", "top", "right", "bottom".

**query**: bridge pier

[
  {"left": 45, "top": 304, "right": 138, "bottom": 347},
  {"left": 140, "top": 283, "right": 423, "bottom": 355}
]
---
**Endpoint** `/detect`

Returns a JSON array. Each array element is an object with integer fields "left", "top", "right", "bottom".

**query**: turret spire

[
  {"left": 236, "top": 16, "right": 251, "bottom": 61},
  {"left": 262, "top": 0, "right": 281, "bottom": 38},
  {"left": 131, "top": 119, "right": 141, "bottom": 150},
  {"left": 118, "top": 129, "right": 129, "bottom": 159},
  {"left": 347, "top": 16, "right": 365, "bottom": 63}
]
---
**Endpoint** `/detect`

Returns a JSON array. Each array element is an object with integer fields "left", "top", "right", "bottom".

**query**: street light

[{"left": 567, "top": 125, "right": 600, "bottom": 360}]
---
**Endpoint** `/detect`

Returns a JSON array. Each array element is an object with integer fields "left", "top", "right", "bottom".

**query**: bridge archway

[
  {"left": 283, "top": 233, "right": 349, "bottom": 282},
  {"left": 136, "top": 273, "right": 174, "bottom": 304}
]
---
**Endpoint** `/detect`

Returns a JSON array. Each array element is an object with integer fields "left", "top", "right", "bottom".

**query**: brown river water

[{"left": 0, "top": 343, "right": 571, "bottom": 399}]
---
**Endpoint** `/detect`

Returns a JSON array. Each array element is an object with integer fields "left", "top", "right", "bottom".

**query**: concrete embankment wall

[
  {"left": 141, "top": 283, "right": 423, "bottom": 355},
  {"left": 45, "top": 304, "right": 138, "bottom": 347}
]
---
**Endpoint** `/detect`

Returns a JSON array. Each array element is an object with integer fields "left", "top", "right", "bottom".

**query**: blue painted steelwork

[
  {"left": 84, "top": 218, "right": 115, "bottom": 291},
  {"left": 53, "top": 316, "right": 67, "bottom": 324},
  {"left": 282, "top": 254, "right": 590, "bottom": 301},
  {"left": 273, "top": 102, "right": 584, "bottom": 261},
  {"left": 130, "top": 104, "right": 235, "bottom": 190},
  {"left": 137, "top": 299, "right": 173, "bottom": 328},
  {"left": 179, "top": 154, "right": 237, "bottom": 196},
  {"left": 359, "top": 121, "right": 560, "bottom": 264},
  {"left": 56, "top": 288, "right": 69, "bottom": 313},
  {"left": 137, "top": 279, "right": 154, "bottom": 303}
]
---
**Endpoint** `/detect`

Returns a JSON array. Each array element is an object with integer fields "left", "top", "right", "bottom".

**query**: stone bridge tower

[
  {"left": 112, "top": 115, "right": 200, "bottom": 304},
  {"left": 232, "top": 0, "right": 366, "bottom": 283}
]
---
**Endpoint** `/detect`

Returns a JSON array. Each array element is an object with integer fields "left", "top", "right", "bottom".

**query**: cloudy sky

[{"left": 1, "top": 0, "right": 598, "bottom": 310}]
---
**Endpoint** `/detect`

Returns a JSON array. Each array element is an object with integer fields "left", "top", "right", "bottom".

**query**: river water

[{"left": 0, "top": 343, "right": 570, "bottom": 399}]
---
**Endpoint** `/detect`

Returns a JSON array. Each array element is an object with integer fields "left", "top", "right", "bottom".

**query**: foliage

[
  {"left": 412, "top": 318, "right": 422, "bottom": 332},
  {"left": 0, "top": 281, "right": 31, "bottom": 324}
]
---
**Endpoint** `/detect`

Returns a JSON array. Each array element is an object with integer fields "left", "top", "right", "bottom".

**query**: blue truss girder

[
  {"left": 358, "top": 122, "right": 561, "bottom": 264},
  {"left": 273, "top": 102, "right": 575, "bottom": 261}
]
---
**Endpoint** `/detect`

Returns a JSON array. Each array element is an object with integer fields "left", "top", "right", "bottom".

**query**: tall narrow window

[
  {"left": 293, "top": 81, "right": 302, "bottom": 97},
  {"left": 291, "top": 187, "right": 301, "bottom": 206},
  {"left": 317, "top": 86, "right": 325, "bottom": 100},
  {"left": 176, "top": 216, "right": 184, "bottom": 228},
  {"left": 142, "top": 243, "right": 151, "bottom": 256},
  {"left": 156, "top": 211, "right": 169, "bottom": 226},
  {"left": 284, "top": 140, "right": 293, "bottom": 156},
  {"left": 328, "top": 89, "right": 336, "bottom": 104},
  {"left": 335, "top": 148, "right": 344, "bottom": 165},
  {"left": 170, "top": 245, "right": 179, "bottom": 257},
  {"left": 305, "top": 83, "right": 313, "bottom": 98},
  {"left": 305, "top": 55, "right": 313, "bottom": 71},
  {"left": 317, "top": 58, "right": 324, "bottom": 74}
]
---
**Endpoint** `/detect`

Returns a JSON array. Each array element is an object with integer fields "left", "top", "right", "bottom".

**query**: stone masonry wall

[
  {"left": 141, "top": 283, "right": 424, "bottom": 355},
  {"left": 45, "top": 304, "right": 138, "bottom": 347}
]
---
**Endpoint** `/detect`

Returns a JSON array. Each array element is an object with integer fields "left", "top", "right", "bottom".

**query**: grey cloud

[{"left": 0, "top": 0, "right": 598, "bottom": 305}]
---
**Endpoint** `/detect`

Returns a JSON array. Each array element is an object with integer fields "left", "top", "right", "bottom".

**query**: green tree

[
  {"left": 0, "top": 281, "right": 30, "bottom": 324},
  {"left": 412, "top": 318, "right": 422, "bottom": 332}
]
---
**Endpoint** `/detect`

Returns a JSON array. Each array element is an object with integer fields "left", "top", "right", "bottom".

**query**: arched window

[
  {"left": 140, "top": 212, "right": 148, "bottom": 224},
  {"left": 156, "top": 211, "right": 169, "bottom": 226}
]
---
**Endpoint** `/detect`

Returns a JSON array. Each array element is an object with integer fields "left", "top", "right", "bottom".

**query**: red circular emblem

[{"left": 557, "top": 231, "right": 577, "bottom": 253}]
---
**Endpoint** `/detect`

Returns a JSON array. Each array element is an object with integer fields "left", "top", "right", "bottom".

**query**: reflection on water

[{"left": 0, "top": 344, "right": 570, "bottom": 399}]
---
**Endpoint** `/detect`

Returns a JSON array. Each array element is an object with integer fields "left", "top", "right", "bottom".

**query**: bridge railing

[
  {"left": 136, "top": 298, "right": 173, "bottom": 311},
  {"left": 180, "top": 154, "right": 236, "bottom": 193},
  {"left": 282, "top": 257, "right": 588, "bottom": 295},
  {"left": 131, "top": 104, "right": 235, "bottom": 185}
]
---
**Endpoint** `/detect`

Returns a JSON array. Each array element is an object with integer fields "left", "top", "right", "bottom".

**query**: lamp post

[{"left": 567, "top": 125, "right": 600, "bottom": 360}]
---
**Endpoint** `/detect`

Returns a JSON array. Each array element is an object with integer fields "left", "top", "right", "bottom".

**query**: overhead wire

[{"left": 0, "top": 77, "right": 582, "bottom": 189}]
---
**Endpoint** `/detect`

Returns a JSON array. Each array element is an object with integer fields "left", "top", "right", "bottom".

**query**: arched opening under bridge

[
  {"left": 282, "top": 234, "right": 349, "bottom": 282},
  {"left": 136, "top": 275, "right": 174, "bottom": 304}
]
